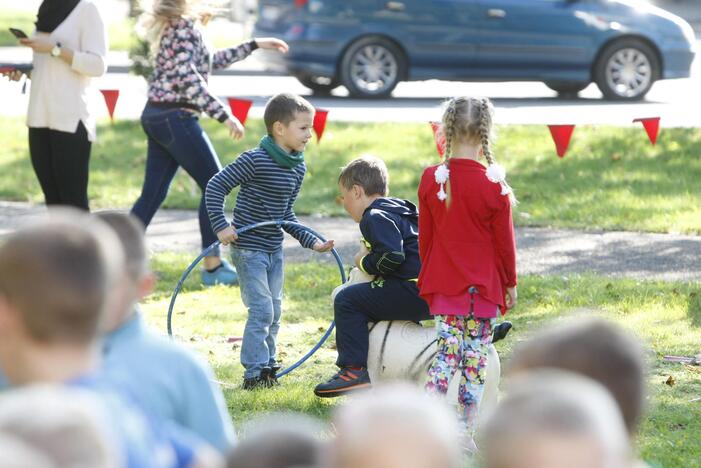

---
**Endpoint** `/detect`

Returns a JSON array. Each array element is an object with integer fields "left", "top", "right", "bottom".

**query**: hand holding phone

[{"left": 9, "top": 28, "right": 28, "bottom": 39}]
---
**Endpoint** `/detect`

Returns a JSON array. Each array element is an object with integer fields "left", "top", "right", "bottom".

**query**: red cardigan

[{"left": 417, "top": 159, "right": 517, "bottom": 314}]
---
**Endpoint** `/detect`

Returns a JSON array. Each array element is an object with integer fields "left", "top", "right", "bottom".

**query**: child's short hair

[
  {"left": 330, "top": 384, "right": 460, "bottom": 468},
  {"left": 94, "top": 211, "right": 148, "bottom": 282},
  {"left": 263, "top": 93, "right": 315, "bottom": 135},
  {"left": 507, "top": 317, "right": 646, "bottom": 434},
  {"left": 0, "top": 210, "right": 123, "bottom": 344},
  {"left": 338, "top": 155, "right": 389, "bottom": 197},
  {"left": 227, "top": 414, "right": 322, "bottom": 468},
  {"left": 0, "top": 385, "right": 119, "bottom": 467},
  {"left": 481, "top": 370, "right": 630, "bottom": 468}
]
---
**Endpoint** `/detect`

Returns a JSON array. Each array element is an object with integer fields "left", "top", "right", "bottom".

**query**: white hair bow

[
  {"left": 486, "top": 163, "right": 513, "bottom": 196},
  {"left": 434, "top": 164, "right": 450, "bottom": 201}
]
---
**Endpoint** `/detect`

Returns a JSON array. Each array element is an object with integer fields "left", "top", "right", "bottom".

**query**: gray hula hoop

[{"left": 166, "top": 220, "right": 346, "bottom": 379}]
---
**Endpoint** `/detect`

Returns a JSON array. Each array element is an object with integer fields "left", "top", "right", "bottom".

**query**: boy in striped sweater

[{"left": 205, "top": 93, "right": 334, "bottom": 390}]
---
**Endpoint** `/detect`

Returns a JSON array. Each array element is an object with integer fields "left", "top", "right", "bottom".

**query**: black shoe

[
  {"left": 242, "top": 370, "right": 275, "bottom": 390},
  {"left": 492, "top": 321, "right": 513, "bottom": 344},
  {"left": 242, "top": 376, "right": 264, "bottom": 390},
  {"left": 268, "top": 365, "right": 281, "bottom": 385},
  {"left": 314, "top": 367, "right": 371, "bottom": 398},
  {"left": 259, "top": 366, "right": 279, "bottom": 387}
]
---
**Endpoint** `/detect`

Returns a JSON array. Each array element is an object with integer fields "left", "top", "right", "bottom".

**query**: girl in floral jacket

[{"left": 132, "top": 0, "right": 288, "bottom": 285}]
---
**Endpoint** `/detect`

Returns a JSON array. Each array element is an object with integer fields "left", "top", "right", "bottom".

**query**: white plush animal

[{"left": 331, "top": 268, "right": 501, "bottom": 419}]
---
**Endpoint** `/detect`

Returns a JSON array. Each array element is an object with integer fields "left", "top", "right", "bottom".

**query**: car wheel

[
  {"left": 295, "top": 75, "right": 340, "bottom": 95},
  {"left": 545, "top": 81, "right": 590, "bottom": 98},
  {"left": 594, "top": 38, "right": 659, "bottom": 101},
  {"left": 340, "top": 36, "right": 406, "bottom": 98}
]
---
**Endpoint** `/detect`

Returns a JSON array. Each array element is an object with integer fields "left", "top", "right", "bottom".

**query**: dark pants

[
  {"left": 28, "top": 121, "right": 91, "bottom": 210},
  {"left": 334, "top": 278, "right": 430, "bottom": 368},
  {"left": 131, "top": 104, "right": 222, "bottom": 255}
]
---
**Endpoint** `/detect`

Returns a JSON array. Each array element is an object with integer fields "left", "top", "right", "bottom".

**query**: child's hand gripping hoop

[{"left": 166, "top": 220, "right": 346, "bottom": 379}]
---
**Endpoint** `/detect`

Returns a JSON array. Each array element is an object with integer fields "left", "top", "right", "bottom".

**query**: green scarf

[{"left": 260, "top": 135, "right": 305, "bottom": 169}]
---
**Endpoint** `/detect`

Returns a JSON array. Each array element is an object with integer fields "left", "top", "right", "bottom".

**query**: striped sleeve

[
  {"left": 281, "top": 173, "right": 318, "bottom": 249},
  {"left": 205, "top": 153, "right": 256, "bottom": 234}
]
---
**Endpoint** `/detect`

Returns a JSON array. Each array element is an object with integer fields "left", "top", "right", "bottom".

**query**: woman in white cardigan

[{"left": 9, "top": 0, "right": 107, "bottom": 210}]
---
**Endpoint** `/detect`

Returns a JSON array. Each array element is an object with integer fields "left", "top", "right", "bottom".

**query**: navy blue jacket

[{"left": 358, "top": 198, "right": 421, "bottom": 282}]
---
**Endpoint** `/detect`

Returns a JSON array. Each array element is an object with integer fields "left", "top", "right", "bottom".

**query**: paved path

[{"left": 1, "top": 201, "right": 700, "bottom": 281}]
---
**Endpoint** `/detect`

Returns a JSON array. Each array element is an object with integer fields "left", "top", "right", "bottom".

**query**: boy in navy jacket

[{"left": 314, "top": 156, "right": 431, "bottom": 397}]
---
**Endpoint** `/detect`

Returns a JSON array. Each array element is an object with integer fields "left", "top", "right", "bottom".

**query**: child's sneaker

[
  {"left": 492, "top": 321, "right": 513, "bottom": 344},
  {"left": 314, "top": 367, "right": 371, "bottom": 398},
  {"left": 259, "top": 367, "right": 280, "bottom": 387},
  {"left": 263, "top": 365, "right": 281, "bottom": 386},
  {"left": 201, "top": 259, "right": 238, "bottom": 286},
  {"left": 242, "top": 376, "right": 263, "bottom": 390}
]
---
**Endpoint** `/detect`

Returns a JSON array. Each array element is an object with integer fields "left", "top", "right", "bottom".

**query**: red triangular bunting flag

[
  {"left": 633, "top": 117, "right": 660, "bottom": 145},
  {"left": 548, "top": 124, "right": 575, "bottom": 158},
  {"left": 313, "top": 108, "right": 329, "bottom": 143},
  {"left": 429, "top": 121, "right": 446, "bottom": 157},
  {"left": 100, "top": 89, "right": 119, "bottom": 121},
  {"left": 227, "top": 98, "right": 253, "bottom": 126}
]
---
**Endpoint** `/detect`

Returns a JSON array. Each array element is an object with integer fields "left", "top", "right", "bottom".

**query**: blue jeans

[
  {"left": 132, "top": 104, "right": 222, "bottom": 256},
  {"left": 231, "top": 247, "right": 284, "bottom": 379}
]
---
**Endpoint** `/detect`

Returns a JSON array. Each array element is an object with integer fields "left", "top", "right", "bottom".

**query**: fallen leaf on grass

[{"left": 665, "top": 375, "right": 676, "bottom": 387}]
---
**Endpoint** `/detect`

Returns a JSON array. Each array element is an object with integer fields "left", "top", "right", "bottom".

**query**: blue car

[{"left": 253, "top": 0, "right": 696, "bottom": 100}]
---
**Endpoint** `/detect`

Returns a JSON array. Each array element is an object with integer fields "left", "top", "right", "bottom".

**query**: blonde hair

[
  {"left": 136, "top": 0, "right": 224, "bottom": 54},
  {"left": 441, "top": 97, "right": 517, "bottom": 205}
]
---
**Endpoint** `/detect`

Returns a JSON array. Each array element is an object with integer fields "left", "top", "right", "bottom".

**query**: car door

[
  {"left": 474, "top": 0, "right": 598, "bottom": 80},
  {"left": 375, "top": 0, "right": 482, "bottom": 79}
]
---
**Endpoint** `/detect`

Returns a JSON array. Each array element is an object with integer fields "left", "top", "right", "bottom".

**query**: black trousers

[
  {"left": 334, "top": 278, "right": 431, "bottom": 368},
  {"left": 28, "top": 121, "right": 92, "bottom": 210}
]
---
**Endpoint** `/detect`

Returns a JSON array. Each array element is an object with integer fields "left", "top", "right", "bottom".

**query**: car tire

[
  {"left": 545, "top": 81, "right": 590, "bottom": 98},
  {"left": 594, "top": 38, "right": 659, "bottom": 101},
  {"left": 340, "top": 36, "right": 406, "bottom": 99},
  {"left": 295, "top": 75, "right": 340, "bottom": 95}
]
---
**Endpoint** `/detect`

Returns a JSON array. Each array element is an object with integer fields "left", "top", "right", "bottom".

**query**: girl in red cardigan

[{"left": 419, "top": 97, "right": 517, "bottom": 442}]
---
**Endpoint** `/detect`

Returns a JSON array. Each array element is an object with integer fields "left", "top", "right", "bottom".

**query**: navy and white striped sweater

[{"left": 205, "top": 147, "right": 318, "bottom": 253}]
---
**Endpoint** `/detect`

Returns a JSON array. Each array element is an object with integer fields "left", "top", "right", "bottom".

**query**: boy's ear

[
  {"left": 352, "top": 185, "right": 363, "bottom": 199},
  {"left": 136, "top": 272, "right": 156, "bottom": 302},
  {"left": 272, "top": 121, "right": 285, "bottom": 137}
]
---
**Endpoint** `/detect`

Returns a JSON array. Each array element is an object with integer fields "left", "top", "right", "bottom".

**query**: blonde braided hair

[{"left": 438, "top": 97, "right": 517, "bottom": 205}]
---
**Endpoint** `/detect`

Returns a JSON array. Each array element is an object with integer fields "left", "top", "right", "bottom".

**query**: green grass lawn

[
  {"left": 1, "top": 116, "right": 700, "bottom": 233},
  {"left": 142, "top": 253, "right": 701, "bottom": 466}
]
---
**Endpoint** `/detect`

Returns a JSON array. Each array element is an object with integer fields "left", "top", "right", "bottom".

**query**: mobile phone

[{"left": 9, "top": 28, "right": 28, "bottom": 39}]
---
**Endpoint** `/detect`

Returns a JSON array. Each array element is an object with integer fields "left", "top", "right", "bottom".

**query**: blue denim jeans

[
  {"left": 231, "top": 247, "right": 284, "bottom": 379},
  {"left": 132, "top": 104, "right": 222, "bottom": 256}
]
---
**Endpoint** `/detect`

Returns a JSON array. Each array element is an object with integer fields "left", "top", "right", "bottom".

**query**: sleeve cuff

[
  {"left": 249, "top": 40, "right": 259, "bottom": 51},
  {"left": 217, "top": 112, "right": 229, "bottom": 124},
  {"left": 211, "top": 218, "right": 230, "bottom": 234},
  {"left": 359, "top": 255, "right": 372, "bottom": 276}
]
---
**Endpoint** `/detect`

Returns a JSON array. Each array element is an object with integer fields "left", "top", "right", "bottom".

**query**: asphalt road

[
  {"left": 2, "top": 201, "right": 700, "bottom": 281},
  {"left": 1, "top": 37, "right": 700, "bottom": 127}
]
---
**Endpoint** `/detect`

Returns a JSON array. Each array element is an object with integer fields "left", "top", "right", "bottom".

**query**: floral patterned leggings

[{"left": 425, "top": 314, "right": 495, "bottom": 433}]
